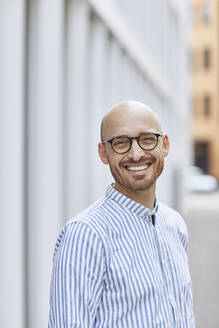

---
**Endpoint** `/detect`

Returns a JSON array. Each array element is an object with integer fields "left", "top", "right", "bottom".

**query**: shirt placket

[{"left": 150, "top": 217, "right": 179, "bottom": 328}]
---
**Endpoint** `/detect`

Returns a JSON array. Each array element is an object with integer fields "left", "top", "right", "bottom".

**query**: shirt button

[
  {"left": 169, "top": 294, "right": 174, "bottom": 301},
  {"left": 169, "top": 295, "right": 176, "bottom": 307}
]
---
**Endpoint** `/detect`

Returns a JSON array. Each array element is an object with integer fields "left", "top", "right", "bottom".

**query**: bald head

[{"left": 101, "top": 100, "right": 162, "bottom": 141}]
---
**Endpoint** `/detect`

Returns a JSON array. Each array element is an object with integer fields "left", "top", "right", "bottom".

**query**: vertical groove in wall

[
  {"left": 86, "top": 10, "right": 95, "bottom": 204},
  {"left": 63, "top": 0, "right": 69, "bottom": 222},
  {"left": 23, "top": 0, "right": 30, "bottom": 326},
  {"left": 64, "top": 0, "right": 93, "bottom": 216}
]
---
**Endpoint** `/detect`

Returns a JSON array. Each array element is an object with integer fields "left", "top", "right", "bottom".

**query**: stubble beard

[{"left": 109, "top": 157, "right": 164, "bottom": 193}]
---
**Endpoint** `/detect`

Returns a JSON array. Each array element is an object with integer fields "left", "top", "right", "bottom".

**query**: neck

[{"left": 114, "top": 183, "right": 156, "bottom": 210}]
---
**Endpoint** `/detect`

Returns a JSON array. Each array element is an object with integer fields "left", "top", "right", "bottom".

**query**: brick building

[{"left": 190, "top": 0, "right": 219, "bottom": 179}]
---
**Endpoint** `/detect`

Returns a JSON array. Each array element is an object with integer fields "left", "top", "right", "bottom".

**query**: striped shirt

[{"left": 49, "top": 184, "right": 195, "bottom": 327}]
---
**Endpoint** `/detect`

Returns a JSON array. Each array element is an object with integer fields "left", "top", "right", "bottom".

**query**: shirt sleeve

[{"left": 48, "top": 221, "right": 106, "bottom": 327}]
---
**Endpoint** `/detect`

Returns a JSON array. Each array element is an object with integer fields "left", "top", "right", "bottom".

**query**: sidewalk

[{"left": 182, "top": 191, "right": 219, "bottom": 328}]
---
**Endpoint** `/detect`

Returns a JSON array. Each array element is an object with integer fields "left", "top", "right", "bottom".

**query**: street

[{"left": 182, "top": 191, "right": 219, "bottom": 328}]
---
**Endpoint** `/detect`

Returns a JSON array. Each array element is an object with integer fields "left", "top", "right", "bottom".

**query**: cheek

[
  {"left": 156, "top": 146, "right": 164, "bottom": 160},
  {"left": 153, "top": 150, "right": 164, "bottom": 172},
  {"left": 107, "top": 152, "right": 128, "bottom": 167},
  {"left": 107, "top": 155, "right": 122, "bottom": 171}
]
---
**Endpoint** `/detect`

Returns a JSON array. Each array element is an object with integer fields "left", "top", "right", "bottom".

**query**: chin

[
  {"left": 129, "top": 182, "right": 155, "bottom": 192},
  {"left": 120, "top": 177, "right": 156, "bottom": 192}
]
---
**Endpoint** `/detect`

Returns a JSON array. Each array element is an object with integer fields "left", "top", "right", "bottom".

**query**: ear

[
  {"left": 98, "top": 143, "right": 109, "bottom": 164},
  {"left": 162, "top": 134, "right": 169, "bottom": 157}
]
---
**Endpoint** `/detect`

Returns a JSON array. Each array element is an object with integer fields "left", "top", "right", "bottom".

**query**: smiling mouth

[{"left": 125, "top": 163, "right": 152, "bottom": 171}]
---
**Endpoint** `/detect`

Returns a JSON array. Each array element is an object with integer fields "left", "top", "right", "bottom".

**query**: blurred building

[
  {"left": 190, "top": 0, "right": 219, "bottom": 179},
  {"left": 0, "top": 0, "right": 189, "bottom": 327}
]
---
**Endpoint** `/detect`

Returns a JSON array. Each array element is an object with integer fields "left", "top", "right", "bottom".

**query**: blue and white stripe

[{"left": 49, "top": 184, "right": 195, "bottom": 327}]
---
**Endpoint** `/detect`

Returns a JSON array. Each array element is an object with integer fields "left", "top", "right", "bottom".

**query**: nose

[{"left": 128, "top": 139, "right": 145, "bottom": 161}]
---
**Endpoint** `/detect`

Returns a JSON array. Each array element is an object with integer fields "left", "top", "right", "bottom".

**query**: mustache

[{"left": 120, "top": 157, "right": 153, "bottom": 166}]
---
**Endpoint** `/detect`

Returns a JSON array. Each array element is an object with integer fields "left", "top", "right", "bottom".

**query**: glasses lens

[
  {"left": 112, "top": 137, "right": 130, "bottom": 153},
  {"left": 139, "top": 133, "right": 157, "bottom": 150}
]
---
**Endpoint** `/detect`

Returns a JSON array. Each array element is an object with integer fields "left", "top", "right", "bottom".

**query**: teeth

[{"left": 127, "top": 164, "right": 150, "bottom": 171}]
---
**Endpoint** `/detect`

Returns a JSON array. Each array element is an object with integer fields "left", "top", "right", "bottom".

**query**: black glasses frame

[{"left": 102, "top": 133, "right": 162, "bottom": 154}]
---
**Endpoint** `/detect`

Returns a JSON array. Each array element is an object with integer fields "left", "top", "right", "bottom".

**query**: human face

[{"left": 98, "top": 106, "right": 169, "bottom": 196}]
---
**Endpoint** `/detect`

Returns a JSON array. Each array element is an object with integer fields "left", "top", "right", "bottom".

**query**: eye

[
  {"left": 112, "top": 137, "right": 130, "bottom": 148},
  {"left": 143, "top": 137, "right": 153, "bottom": 141},
  {"left": 140, "top": 134, "right": 156, "bottom": 144},
  {"left": 114, "top": 140, "right": 126, "bottom": 145}
]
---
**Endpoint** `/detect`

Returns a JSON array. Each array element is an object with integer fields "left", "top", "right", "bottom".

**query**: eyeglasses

[{"left": 102, "top": 133, "right": 162, "bottom": 154}]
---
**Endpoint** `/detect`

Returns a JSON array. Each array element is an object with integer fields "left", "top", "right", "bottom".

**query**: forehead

[{"left": 103, "top": 109, "right": 160, "bottom": 139}]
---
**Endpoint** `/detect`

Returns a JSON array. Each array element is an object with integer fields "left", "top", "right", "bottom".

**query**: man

[{"left": 49, "top": 100, "right": 195, "bottom": 327}]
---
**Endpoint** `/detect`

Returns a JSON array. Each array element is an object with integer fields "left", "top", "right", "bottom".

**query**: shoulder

[
  {"left": 158, "top": 202, "right": 187, "bottom": 228},
  {"left": 53, "top": 197, "right": 110, "bottom": 260},
  {"left": 68, "top": 196, "right": 110, "bottom": 238}
]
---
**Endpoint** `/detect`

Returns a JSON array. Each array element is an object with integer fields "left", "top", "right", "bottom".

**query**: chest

[{"left": 104, "top": 219, "right": 191, "bottom": 302}]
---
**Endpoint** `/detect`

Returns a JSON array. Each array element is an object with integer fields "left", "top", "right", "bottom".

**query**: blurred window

[
  {"left": 202, "top": 3, "right": 212, "bottom": 22},
  {"left": 203, "top": 96, "right": 211, "bottom": 116},
  {"left": 203, "top": 49, "right": 211, "bottom": 68},
  {"left": 195, "top": 141, "right": 209, "bottom": 173}
]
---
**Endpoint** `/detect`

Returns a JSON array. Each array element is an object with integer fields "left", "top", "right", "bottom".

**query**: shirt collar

[{"left": 105, "top": 183, "right": 159, "bottom": 219}]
